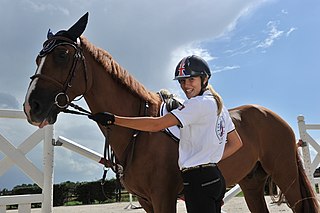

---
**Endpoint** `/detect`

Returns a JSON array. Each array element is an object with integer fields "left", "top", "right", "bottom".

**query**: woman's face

[{"left": 179, "top": 76, "right": 206, "bottom": 99}]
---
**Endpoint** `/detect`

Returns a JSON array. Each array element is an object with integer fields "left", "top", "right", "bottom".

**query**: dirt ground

[{"left": 7, "top": 196, "right": 297, "bottom": 212}]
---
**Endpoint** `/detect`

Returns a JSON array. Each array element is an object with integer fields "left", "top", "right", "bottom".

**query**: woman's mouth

[{"left": 184, "top": 89, "right": 194, "bottom": 98}]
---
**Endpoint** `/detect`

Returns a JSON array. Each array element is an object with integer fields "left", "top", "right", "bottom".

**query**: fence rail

[
  {"left": 3, "top": 110, "right": 318, "bottom": 212},
  {"left": 0, "top": 109, "right": 54, "bottom": 213},
  {"left": 297, "top": 115, "right": 320, "bottom": 193}
]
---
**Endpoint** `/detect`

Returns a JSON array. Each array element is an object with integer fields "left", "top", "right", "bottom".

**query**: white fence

[
  {"left": 2, "top": 110, "right": 318, "bottom": 211},
  {"left": 0, "top": 109, "right": 240, "bottom": 211},
  {"left": 0, "top": 109, "right": 54, "bottom": 213},
  {"left": 297, "top": 115, "right": 320, "bottom": 192}
]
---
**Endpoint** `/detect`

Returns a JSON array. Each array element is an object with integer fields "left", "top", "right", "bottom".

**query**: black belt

[{"left": 181, "top": 163, "right": 217, "bottom": 173}]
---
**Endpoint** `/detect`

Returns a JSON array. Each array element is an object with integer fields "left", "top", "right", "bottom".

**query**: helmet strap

[{"left": 198, "top": 76, "right": 208, "bottom": 96}]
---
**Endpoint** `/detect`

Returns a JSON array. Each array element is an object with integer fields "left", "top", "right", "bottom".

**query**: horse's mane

[{"left": 80, "top": 36, "right": 159, "bottom": 105}]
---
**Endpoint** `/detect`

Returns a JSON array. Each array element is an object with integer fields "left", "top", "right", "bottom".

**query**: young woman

[{"left": 89, "top": 55, "right": 243, "bottom": 213}]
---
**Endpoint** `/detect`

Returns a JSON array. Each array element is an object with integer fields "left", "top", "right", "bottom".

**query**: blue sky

[
  {"left": 207, "top": 1, "right": 320, "bottom": 134},
  {"left": 0, "top": 0, "right": 319, "bottom": 189}
]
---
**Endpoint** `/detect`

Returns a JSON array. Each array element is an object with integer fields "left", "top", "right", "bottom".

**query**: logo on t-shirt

[
  {"left": 178, "top": 105, "right": 185, "bottom": 111},
  {"left": 215, "top": 115, "right": 226, "bottom": 143}
]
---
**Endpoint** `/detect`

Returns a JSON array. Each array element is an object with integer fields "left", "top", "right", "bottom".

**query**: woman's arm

[
  {"left": 221, "top": 130, "right": 243, "bottom": 160},
  {"left": 114, "top": 113, "right": 180, "bottom": 132}
]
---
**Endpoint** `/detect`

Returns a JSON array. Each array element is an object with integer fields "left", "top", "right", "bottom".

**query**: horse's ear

[
  {"left": 47, "top": 29, "right": 54, "bottom": 39},
  {"left": 67, "top": 12, "right": 89, "bottom": 41}
]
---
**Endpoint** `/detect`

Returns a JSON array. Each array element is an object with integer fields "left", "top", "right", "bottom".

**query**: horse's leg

[
  {"left": 128, "top": 133, "right": 181, "bottom": 213},
  {"left": 138, "top": 197, "right": 154, "bottom": 213},
  {"left": 239, "top": 162, "right": 270, "bottom": 213},
  {"left": 152, "top": 194, "right": 177, "bottom": 213},
  {"left": 148, "top": 164, "right": 181, "bottom": 212}
]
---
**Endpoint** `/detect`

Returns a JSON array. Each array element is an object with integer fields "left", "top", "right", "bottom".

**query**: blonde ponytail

[{"left": 207, "top": 84, "right": 223, "bottom": 115}]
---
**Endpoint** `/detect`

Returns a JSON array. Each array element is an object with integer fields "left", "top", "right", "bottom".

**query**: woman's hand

[{"left": 88, "top": 112, "right": 115, "bottom": 126}]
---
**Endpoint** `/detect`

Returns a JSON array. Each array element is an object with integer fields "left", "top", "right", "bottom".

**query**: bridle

[
  {"left": 29, "top": 35, "right": 150, "bottom": 201},
  {"left": 29, "top": 35, "right": 124, "bottom": 196},
  {"left": 30, "top": 36, "right": 90, "bottom": 110}
]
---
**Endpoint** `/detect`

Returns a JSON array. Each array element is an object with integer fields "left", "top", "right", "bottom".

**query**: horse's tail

[{"left": 295, "top": 150, "right": 320, "bottom": 212}]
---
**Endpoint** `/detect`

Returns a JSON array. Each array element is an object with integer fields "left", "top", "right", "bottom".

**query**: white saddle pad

[{"left": 160, "top": 102, "right": 180, "bottom": 141}]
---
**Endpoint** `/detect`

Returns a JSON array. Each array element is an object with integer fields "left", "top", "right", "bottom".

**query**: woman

[{"left": 89, "top": 55, "right": 243, "bottom": 213}]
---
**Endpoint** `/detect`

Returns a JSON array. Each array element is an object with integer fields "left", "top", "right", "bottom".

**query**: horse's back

[
  {"left": 220, "top": 104, "right": 296, "bottom": 186},
  {"left": 229, "top": 104, "right": 294, "bottom": 138}
]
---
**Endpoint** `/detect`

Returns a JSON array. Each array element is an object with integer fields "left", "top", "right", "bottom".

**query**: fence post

[
  {"left": 0, "top": 109, "right": 54, "bottom": 212},
  {"left": 297, "top": 115, "right": 315, "bottom": 186},
  {"left": 42, "top": 125, "right": 54, "bottom": 213}
]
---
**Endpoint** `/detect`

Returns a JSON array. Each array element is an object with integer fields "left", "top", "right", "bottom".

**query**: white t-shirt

[{"left": 171, "top": 90, "right": 235, "bottom": 169}]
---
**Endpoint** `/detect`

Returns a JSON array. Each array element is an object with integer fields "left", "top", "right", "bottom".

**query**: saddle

[
  {"left": 159, "top": 89, "right": 183, "bottom": 112},
  {"left": 158, "top": 89, "right": 182, "bottom": 142}
]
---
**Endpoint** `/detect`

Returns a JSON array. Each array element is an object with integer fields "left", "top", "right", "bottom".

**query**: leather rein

[
  {"left": 29, "top": 36, "right": 141, "bottom": 186},
  {"left": 31, "top": 36, "right": 90, "bottom": 110}
]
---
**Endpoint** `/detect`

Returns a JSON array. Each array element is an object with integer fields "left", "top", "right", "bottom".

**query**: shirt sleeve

[
  {"left": 223, "top": 106, "right": 235, "bottom": 133},
  {"left": 171, "top": 98, "right": 211, "bottom": 128}
]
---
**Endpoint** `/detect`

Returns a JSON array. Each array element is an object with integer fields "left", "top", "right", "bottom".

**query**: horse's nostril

[{"left": 30, "top": 99, "right": 41, "bottom": 114}]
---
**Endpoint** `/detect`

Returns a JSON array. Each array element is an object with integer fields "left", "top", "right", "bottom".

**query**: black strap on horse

[
  {"left": 61, "top": 102, "right": 124, "bottom": 200},
  {"left": 62, "top": 102, "right": 92, "bottom": 116},
  {"left": 101, "top": 131, "right": 124, "bottom": 202},
  {"left": 34, "top": 35, "right": 124, "bottom": 200},
  {"left": 62, "top": 100, "right": 148, "bottom": 202}
]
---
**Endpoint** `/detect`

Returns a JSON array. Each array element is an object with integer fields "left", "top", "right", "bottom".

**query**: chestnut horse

[{"left": 23, "top": 13, "right": 319, "bottom": 212}]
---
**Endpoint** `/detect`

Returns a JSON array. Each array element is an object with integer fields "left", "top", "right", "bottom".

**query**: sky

[{"left": 0, "top": 0, "right": 320, "bottom": 190}]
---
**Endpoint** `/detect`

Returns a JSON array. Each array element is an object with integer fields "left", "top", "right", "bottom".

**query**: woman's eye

[{"left": 178, "top": 79, "right": 185, "bottom": 84}]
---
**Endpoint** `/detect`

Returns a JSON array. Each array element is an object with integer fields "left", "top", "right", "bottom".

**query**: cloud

[
  {"left": 212, "top": 65, "right": 241, "bottom": 74},
  {"left": 53, "top": 148, "right": 105, "bottom": 183},
  {"left": 170, "top": 42, "right": 217, "bottom": 77},
  {"left": 257, "top": 21, "right": 284, "bottom": 49},
  {"left": 0, "top": 93, "right": 20, "bottom": 109},
  {"left": 0, "top": 0, "right": 268, "bottom": 187},
  {"left": 224, "top": 36, "right": 260, "bottom": 57},
  {"left": 0, "top": 0, "right": 267, "bottom": 100},
  {"left": 224, "top": 18, "right": 295, "bottom": 57},
  {"left": 286, "top": 27, "right": 297, "bottom": 37},
  {"left": 21, "top": 0, "right": 70, "bottom": 15}
]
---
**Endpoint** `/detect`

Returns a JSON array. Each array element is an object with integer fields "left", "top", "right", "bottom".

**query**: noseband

[{"left": 30, "top": 36, "right": 90, "bottom": 109}]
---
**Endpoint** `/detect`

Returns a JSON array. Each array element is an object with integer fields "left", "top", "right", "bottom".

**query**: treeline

[{"left": 0, "top": 179, "right": 124, "bottom": 208}]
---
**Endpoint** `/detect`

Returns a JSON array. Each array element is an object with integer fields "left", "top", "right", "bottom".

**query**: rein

[
  {"left": 30, "top": 36, "right": 90, "bottom": 110},
  {"left": 63, "top": 102, "right": 92, "bottom": 116},
  {"left": 32, "top": 35, "right": 150, "bottom": 201},
  {"left": 31, "top": 36, "right": 125, "bottom": 195}
]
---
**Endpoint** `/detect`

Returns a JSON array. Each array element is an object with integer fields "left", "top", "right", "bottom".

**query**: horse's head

[{"left": 24, "top": 13, "right": 90, "bottom": 128}]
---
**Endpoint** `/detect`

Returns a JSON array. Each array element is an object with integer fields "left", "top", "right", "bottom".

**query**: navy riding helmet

[{"left": 174, "top": 55, "right": 211, "bottom": 80}]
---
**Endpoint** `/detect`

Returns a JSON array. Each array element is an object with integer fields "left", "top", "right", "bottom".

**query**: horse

[{"left": 23, "top": 13, "right": 319, "bottom": 213}]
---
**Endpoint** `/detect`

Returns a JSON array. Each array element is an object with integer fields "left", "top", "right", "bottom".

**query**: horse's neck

[
  {"left": 85, "top": 60, "right": 154, "bottom": 116},
  {"left": 83, "top": 54, "right": 160, "bottom": 161}
]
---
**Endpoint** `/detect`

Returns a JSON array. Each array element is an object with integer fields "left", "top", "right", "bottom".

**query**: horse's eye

[
  {"left": 54, "top": 49, "right": 70, "bottom": 64},
  {"left": 59, "top": 51, "right": 68, "bottom": 59}
]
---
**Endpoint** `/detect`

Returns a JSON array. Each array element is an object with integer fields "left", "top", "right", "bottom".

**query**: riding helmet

[{"left": 174, "top": 55, "right": 211, "bottom": 80}]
